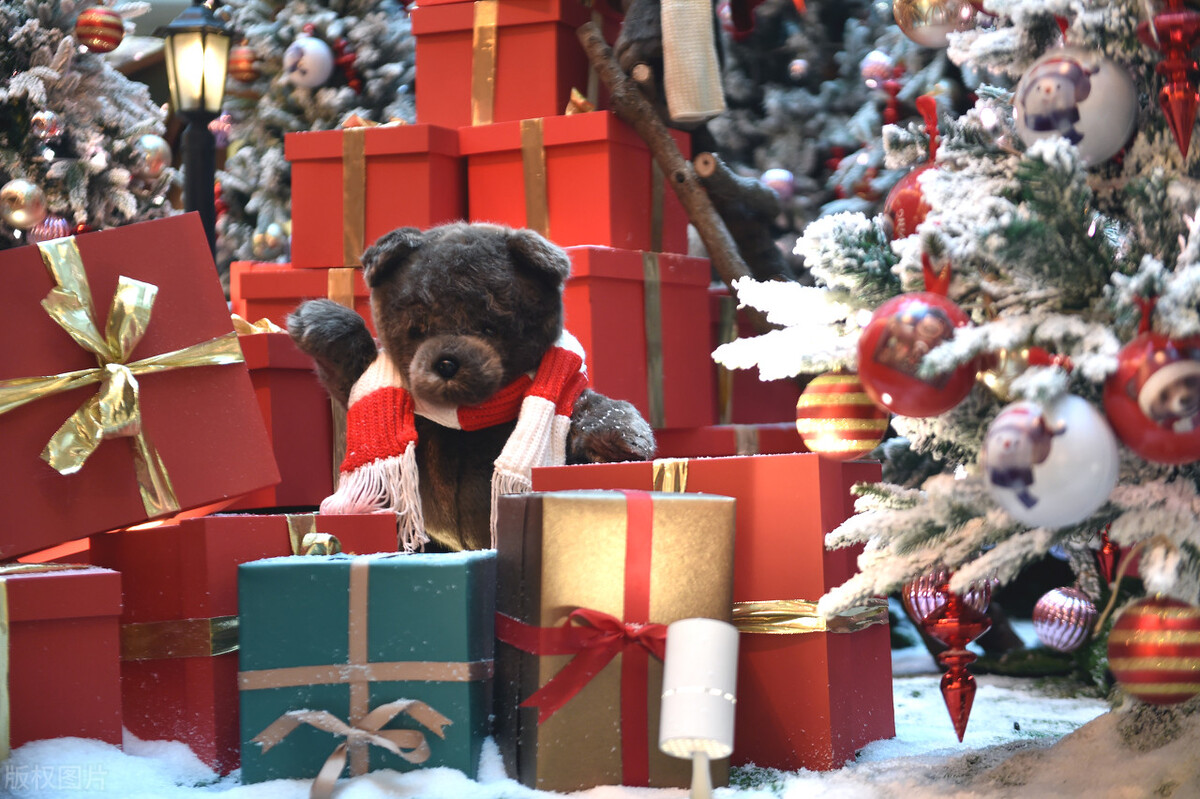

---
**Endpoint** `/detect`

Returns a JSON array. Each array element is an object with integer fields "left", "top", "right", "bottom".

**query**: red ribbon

[{"left": 495, "top": 489, "right": 664, "bottom": 786}]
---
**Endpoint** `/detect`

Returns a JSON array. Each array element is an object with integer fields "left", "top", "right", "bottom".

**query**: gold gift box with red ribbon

[{"left": 494, "top": 489, "right": 735, "bottom": 792}]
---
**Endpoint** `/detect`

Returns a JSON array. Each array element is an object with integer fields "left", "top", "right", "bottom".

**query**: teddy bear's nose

[{"left": 434, "top": 357, "right": 460, "bottom": 379}]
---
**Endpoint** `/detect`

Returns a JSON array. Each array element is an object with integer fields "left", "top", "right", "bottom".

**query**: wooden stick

[{"left": 577, "top": 22, "right": 775, "bottom": 335}]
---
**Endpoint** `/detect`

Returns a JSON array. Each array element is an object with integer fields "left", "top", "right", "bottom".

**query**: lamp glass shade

[{"left": 159, "top": 4, "right": 231, "bottom": 116}]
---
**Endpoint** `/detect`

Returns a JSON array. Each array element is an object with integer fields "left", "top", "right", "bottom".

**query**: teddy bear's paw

[
  {"left": 568, "top": 391, "right": 657, "bottom": 464},
  {"left": 287, "top": 299, "right": 378, "bottom": 406}
]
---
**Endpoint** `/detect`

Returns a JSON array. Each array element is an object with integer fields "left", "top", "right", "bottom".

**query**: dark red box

[
  {"left": 227, "top": 333, "right": 334, "bottom": 511},
  {"left": 563, "top": 246, "right": 714, "bottom": 430},
  {"left": 411, "top": 0, "right": 619, "bottom": 129},
  {"left": 652, "top": 423, "right": 808, "bottom": 458},
  {"left": 285, "top": 124, "right": 465, "bottom": 269},
  {"left": 532, "top": 453, "right": 895, "bottom": 771},
  {"left": 711, "top": 284, "right": 804, "bottom": 424},
  {"left": 88, "top": 513, "right": 398, "bottom": 773},
  {"left": 230, "top": 261, "right": 375, "bottom": 336},
  {"left": 0, "top": 215, "right": 280, "bottom": 560},
  {"left": 458, "top": 111, "right": 690, "bottom": 254},
  {"left": 5, "top": 566, "right": 123, "bottom": 750}
]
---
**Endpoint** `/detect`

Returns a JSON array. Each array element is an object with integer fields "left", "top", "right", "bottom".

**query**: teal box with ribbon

[{"left": 237, "top": 551, "right": 495, "bottom": 789}]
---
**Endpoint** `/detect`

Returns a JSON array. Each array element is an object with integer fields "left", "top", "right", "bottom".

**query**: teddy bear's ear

[
  {"left": 506, "top": 228, "right": 572, "bottom": 288},
  {"left": 361, "top": 227, "right": 424, "bottom": 287}
]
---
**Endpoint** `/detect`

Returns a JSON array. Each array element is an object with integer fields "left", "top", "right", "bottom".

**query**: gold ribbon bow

[
  {"left": 0, "top": 237, "right": 246, "bottom": 517},
  {"left": 0, "top": 563, "right": 96, "bottom": 759},
  {"left": 231, "top": 314, "right": 286, "bottom": 335},
  {"left": 252, "top": 698, "right": 451, "bottom": 799},
  {"left": 286, "top": 515, "right": 343, "bottom": 556},
  {"left": 732, "top": 597, "right": 889, "bottom": 635}
]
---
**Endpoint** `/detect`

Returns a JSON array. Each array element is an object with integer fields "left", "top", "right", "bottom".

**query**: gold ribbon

[
  {"left": 239, "top": 558, "right": 493, "bottom": 777},
  {"left": 0, "top": 238, "right": 246, "bottom": 517},
  {"left": 231, "top": 314, "right": 286, "bottom": 334},
  {"left": 471, "top": 0, "right": 499, "bottom": 126},
  {"left": 651, "top": 458, "right": 688, "bottom": 492},
  {"left": 521, "top": 118, "right": 550, "bottom": 238},
  {"left": 642, "top": 250, "right": 666, "bottom": 428},
  {"left": 342, "top": 128, "right": 367, "bottom": 268},
  {"left": 120, "top": 615, "right": 239, "bottom": 660},
  {"left": 650, "top": 163, "right": 665, "bottom": 254},
  {"left": 324, "top": 269, "right": 357, "bottom": 484},
  {"left": 253, "top": 699, "right": 451, "bottom": 799},
  {"left": 732, "top": 597, "right": 889, "bottom": 635},
  {"left": 0, "top": 563, "right": 97, "bottom": 759},
  {"left": 286, "top": 515, "right": 343, "bottom": 556}
]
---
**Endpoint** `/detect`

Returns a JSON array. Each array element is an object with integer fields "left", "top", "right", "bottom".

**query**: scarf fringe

[{"left": 321, "top": 447, "right": 429, "bottom": 553}]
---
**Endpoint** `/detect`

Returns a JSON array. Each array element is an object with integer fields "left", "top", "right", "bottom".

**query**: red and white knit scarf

[{"left": 321, "top": 333, "right": 588, "bottom": 551}]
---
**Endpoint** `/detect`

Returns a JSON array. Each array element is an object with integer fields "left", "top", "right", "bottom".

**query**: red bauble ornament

[
  {"left": 794, "top": 371, "right": 890, "bottom": 460},
  {"left": 1108, "top": 596, "right": 1200, "bottom": 705},
  {"left": 1032, "top": 587, "right": 1097, "bottom": 653},
  {"left": 1103, "top": 332, "right": 1200, "bottom": 464},
  {"left": 75, "top": 6, "right": 124, "bottom": 53},
  {"left": 857, "top": 292, "right": 975, "bottom": 417},
  {"left": 921, "top": 588, "right": 992, "bottom": 741},
  {"left": 1137, "top": 0, "right": 1200, "bottom": 158},
  {"left": 885, "top": 95, "right": 940, "bottom": 240},
  {"left": 228, "top": 44, "right": 260, "bottom": 83}
]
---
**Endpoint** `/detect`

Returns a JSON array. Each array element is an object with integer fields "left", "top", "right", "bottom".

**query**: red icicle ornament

[
  {"left": 921, "top": 586, "right": 992, "bottom": 741},
  {"left": 1138, "top": 0, "right": 1200, "bottom": 157},
  {"left": 1097, "top": 526, "right": 1121, "bottom": 584}
]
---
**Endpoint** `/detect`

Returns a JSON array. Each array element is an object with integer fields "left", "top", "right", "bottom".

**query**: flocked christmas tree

[
  {"left": 216, "top": 0, "right": 416, "bottom": 276},
  {"left": 0, "top": 0, "right": 179, "bottom": 250},
  {"left": 716, "top": 0, "right": 1200, "bottom": 734}
]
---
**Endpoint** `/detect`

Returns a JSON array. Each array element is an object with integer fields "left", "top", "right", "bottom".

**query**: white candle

[{"left": 659, "top": 617, "right": 739, "bottom": 760}]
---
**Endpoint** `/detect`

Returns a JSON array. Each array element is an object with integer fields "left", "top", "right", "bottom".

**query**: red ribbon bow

[{"left": 496, "top": 608, "right": 667, "bottom": 724}]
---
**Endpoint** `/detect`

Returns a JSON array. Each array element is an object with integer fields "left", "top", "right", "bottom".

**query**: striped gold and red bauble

[
  {"left": 795, "top": 371, "right": 890, "bottom": 460},
  {"left": 74, "top": 5, "right": 124, "bottom": 53},
  {"left": 1107, "top": 596, "right": 1200, "bottom": 705}
]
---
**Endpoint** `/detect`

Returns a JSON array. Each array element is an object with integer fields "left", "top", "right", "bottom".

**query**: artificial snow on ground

[{"left": 5, "top": 617, "right": 1199, "bottom": 798}]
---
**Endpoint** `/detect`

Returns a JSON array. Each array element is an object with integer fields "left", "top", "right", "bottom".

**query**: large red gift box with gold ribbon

[
  {"left": 0, "top": 215, "right": 280, "bottom": 560},
  {"left": 494, "top": 489, "right": 735, "bottom": 792},
  {"left": 2, "top": 565, "right": 123, "bottom": 753},
  {"left": 563, "top": 246, "right": 714, "bottom": 430},
  {"left": 88, "top": 513, "right": 397, "bottom": 774},
  {"left": 285, "top": 124, "right": 465, "bottom": 269},
  {"left": 230, "top": 261, "right": 375, "bottom": 336},
  {"left": 532, "top": 454, "right": 895, "bottom": 771},
  {"left": 226, "top": 330, "right": 335, "bottom": 512},
  {"left": 410, "top": 0, "right": 619, "bottom": 129},
  {"left": 457, "top": 111, "right": 691, "bottom": 254}
]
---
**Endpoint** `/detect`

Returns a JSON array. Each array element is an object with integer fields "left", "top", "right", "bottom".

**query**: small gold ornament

[
  {"left": 892, "top": 0, "right": 977, "bottom": 49},
  {"left": 976, "top": 347, "right": 1030, "bottom": 402},
  {"left": 1, "top": 178, "right": 48, "bottom": 229}
]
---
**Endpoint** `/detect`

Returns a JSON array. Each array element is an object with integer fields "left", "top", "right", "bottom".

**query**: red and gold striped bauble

[
  {"left": 795, "top": 371, "right": 890, "bottom": 460},
  {"left": 1108, "top": 596, "right": 1200, "bottom": 705},
  {"left": 75, "top": 6, "right": 124, "bottom": 53},
  {"left": 228, "top": 44, "right": 261, "bottom": 83}
]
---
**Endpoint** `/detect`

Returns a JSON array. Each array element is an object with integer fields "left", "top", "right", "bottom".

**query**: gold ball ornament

[
  {"left": 976, "top": 347, "right": 1029, "bottom": 402},
  {"left": 1, "top": 179, "right": 48, "bottom": 229},
  {"left": 1108, "top": 596, "right": 1200, "bottom": 705},
  {"left": 893, "top": 0, "right": 977, "bottom": 49},
  {"left": 75, "top": 6, "right": 125, "bottom": 54},
  {"left": 228, "top": 44, "right": 261, "bottom": 84},
  {"left": 795, "top": 371, "right": 890, "bottom": 460}
]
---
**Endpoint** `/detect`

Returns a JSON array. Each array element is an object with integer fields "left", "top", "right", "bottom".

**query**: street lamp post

[{"left": 157, "top": 0, "right": 232, "bottom": 258}]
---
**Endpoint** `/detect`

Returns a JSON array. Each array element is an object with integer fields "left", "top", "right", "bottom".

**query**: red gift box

[
  {"left": 227, "top": 333, "right": 335, "bottom": 511},
  {"left": 230, "top": 261, "right": 375, "bottom": 336},
  {"left": 653, "top": 423, "right": 808, "bottom": 458},
  {"left": 711, "top": 285, "right": 804, "bottom": 424},
  {"left": 88, "top": 513, "right": 398, "bottom": 773},
  {"left": 3, "top": 565, "right": 123, "bottom": 751},
  {"left": 285, "top": 124, "right": 465, "bottom": 269},
  {"left": 532, "top": 453, "right": 895, "bottom": 771},
  {"left": 0, "top": 215, "right": 280, "bottom": 560},
  {"left": 411, "top": 0, "right": 619, "bottom": 129},
  {"left": 564, "top": 246, "right": 714, "bottom": 430},
  {"left": 458, "top": 111, "right": 691, "bottom": 254}
]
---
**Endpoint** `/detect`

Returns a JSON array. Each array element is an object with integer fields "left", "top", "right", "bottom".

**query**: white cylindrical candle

[{"left": 659, "top": 617, "right": 739, "bottom": 760}]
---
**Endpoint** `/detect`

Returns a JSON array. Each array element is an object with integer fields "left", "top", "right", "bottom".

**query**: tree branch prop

[{"left": 577, "top": 22, "right": 775, "bottom": 335}]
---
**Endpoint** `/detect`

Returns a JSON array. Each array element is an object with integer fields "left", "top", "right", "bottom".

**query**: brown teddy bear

[{"left": 288, "top": 222, "right": 656, "bottom": 552}]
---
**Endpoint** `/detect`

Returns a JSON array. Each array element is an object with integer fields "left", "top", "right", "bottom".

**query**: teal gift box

[{"left": 237, "top": 551, "right": 496, "bottom": 786}]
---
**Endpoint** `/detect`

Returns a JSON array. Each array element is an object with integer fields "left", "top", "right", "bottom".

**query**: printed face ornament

[
  {"left": 1018, "top": 58, "right": 1095, "bottom": 145},
  {"left": 1137, "top": 357, "right": 1200, "bottom": 433},
  {"left": 982, "top": 403, "right": 1066, "bottom": 509},
  {"left": 873, "top": 304, "right": 956, "bottom": 384}
]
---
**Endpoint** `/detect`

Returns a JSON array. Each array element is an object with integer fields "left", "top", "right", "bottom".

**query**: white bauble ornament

[
  {"left": 283, "top": 35, "right": 335, "bottom": 89},
  {"left": 132, "top": 134, "right": 172, "bottom": 180},
  {"left": 981, "top": 395, "right": 1118, "bottom": 529},
  {"left": 1012, "top": 46, "right": 1138, "bottom": 166}
]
